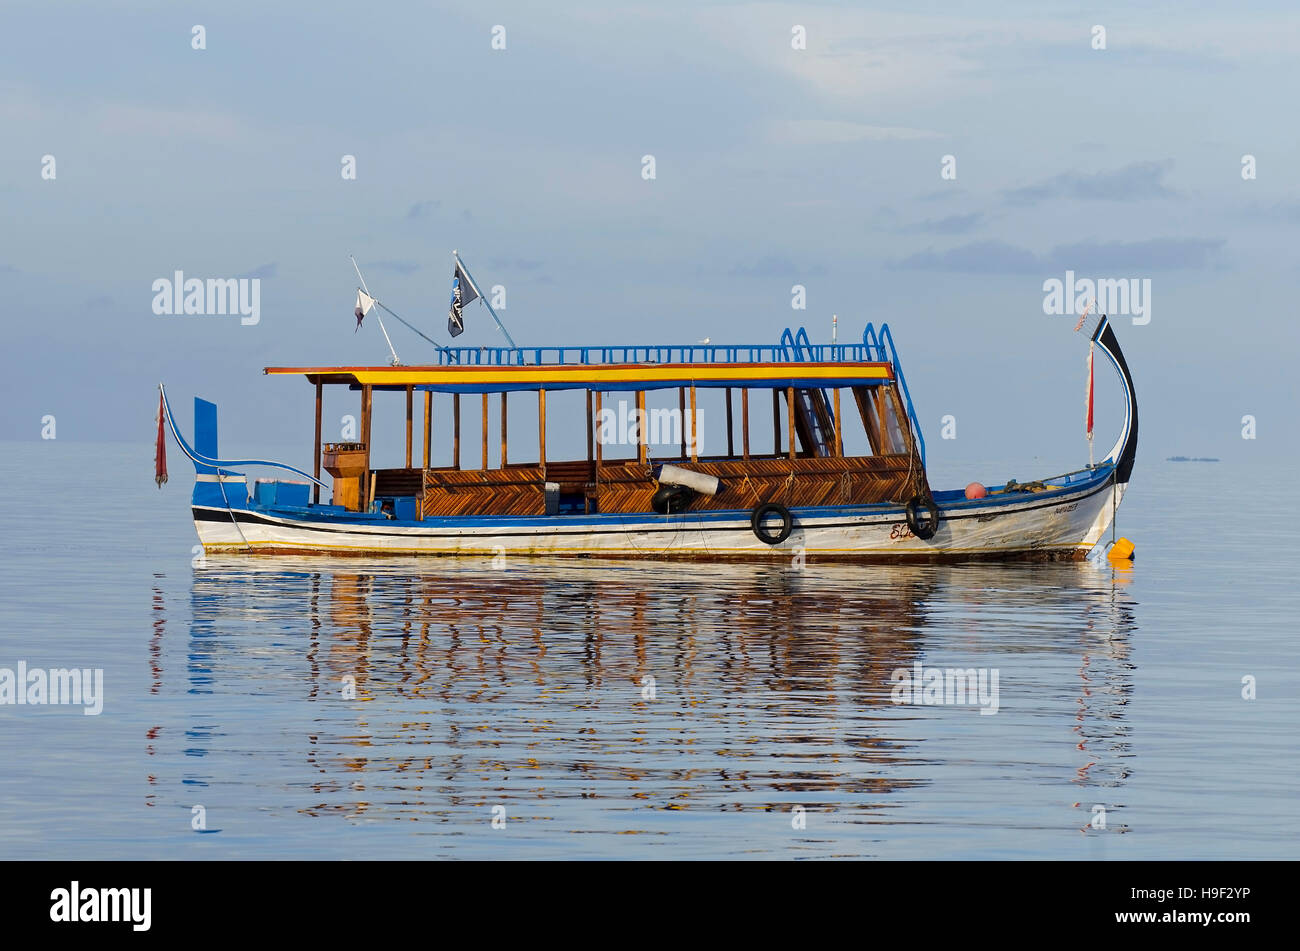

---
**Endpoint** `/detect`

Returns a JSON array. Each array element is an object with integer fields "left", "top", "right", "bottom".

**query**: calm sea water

[{"left": 1, "top": 441, "right": 1296, "bottom": 859}]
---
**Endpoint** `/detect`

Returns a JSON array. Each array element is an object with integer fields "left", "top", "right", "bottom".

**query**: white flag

[{"left": 354, "top": 289, "right": 376, "bottom": 332}]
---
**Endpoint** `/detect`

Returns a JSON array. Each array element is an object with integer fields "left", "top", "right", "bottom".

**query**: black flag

[{"left": 448, "top": 262, "right": 477, "bottom": 338}]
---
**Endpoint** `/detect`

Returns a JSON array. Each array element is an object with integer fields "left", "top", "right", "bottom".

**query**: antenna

[{"left": 350, "top": 254, "right": 401, "bottom": 366}]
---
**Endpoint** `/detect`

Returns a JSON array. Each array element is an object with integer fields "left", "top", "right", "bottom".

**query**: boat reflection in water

[{"left": 167, "top": 557, "right": 1137, "bottom": 855}]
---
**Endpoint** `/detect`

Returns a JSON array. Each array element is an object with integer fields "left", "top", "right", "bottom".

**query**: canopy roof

[{"left": 264, "top": 361, "right": 896, "bottom": 393}]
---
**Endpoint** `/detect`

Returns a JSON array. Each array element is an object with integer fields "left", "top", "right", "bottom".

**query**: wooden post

[
  {"left": 724, "top": 387, "right": 734, "bottom": 458},
  {"left": 689, "top": 384, "right": 698, "bottom": 462},
  {"left": 741, "top": 388, "right": 750, "bottom": 460},
  {"left": 636, "top": 390, "right": 648, "bottom": 464},
  {"left": 585, "top": 390, "right": 594, "bottom": 467},
  {"left": 833, "top": 387, "right": 843, "bottom": 457},
  {"left": 453, "top": 393, "right": 461, "bottom": 469},
  {"left": 787, "top": 386, "right": 796, "bottom": 460},
  {"left": 481, "top": 393, "right": 489, "bottom": 470},
  {"left": 312, "top": 380, "right": 322, "bottom": 504},
  {"left": 360, "top": 384, "right": 372, "bottom": 508},
  {"left": 772, "top": 389, "right": 781, "bottom": 456},
  {"left": 421, "top": 389, "right": 431, "bottom": 523},
  {"left": 538, "top": 388, "right": 547, "bottom": 468},
  {"left": 594, "top": 391, "right": 602, "bottom": 470},
  {"left": 404, "top": 385, "right": 413, "bottom": 469},
  {"left": 678, "top": 387, "right": 687, "bottom": 458},
  {"left": 500, "top": 392, "right": 508, "bottom": 466},
  {"left": 422, "top": 390, "right": 432, "bottom": 470},
  {"left": 587, "top": 389, "right": 595, "bottom": 517}
]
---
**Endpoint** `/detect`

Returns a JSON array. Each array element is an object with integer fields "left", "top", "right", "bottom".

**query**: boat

[{"left": 158, "top": 314, "right": 1136, "bottom": 561}]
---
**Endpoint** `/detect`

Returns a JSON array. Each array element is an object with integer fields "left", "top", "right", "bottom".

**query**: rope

[
  {"left": 216, "top": 466, "right": 251, "bottom": 552},
  {"left": 781, "top": 471, "right": 796, "bottom": 505}
]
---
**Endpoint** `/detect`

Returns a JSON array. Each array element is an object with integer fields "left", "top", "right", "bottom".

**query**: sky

[{"left": 2, "top": 0, "right": 1297, "bottom": 479}]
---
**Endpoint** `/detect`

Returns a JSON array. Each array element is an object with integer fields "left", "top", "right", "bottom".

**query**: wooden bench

[
  {"left": 371, "top": 468, "right": 425, "bottom": 498},
  {"left": 544, "top": 459, "right": 596, "bottom": 494}
]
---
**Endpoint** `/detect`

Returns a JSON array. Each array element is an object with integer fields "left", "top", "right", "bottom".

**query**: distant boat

[
  {"left": 1167, "top": 456, "right": 1219, "bottom": 463},
  {"left": 158, "top": 318, "right": 1137, "bottom": 562}
]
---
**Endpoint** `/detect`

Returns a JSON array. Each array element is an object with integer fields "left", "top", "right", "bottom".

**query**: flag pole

[
  {"left": 350, "top": 254, "right": 401, "bottom": 366},
  {"left": 453, "top": 250, "right": 518, "bottom": 350}
]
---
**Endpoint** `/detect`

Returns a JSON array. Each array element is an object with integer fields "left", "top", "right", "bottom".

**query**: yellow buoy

[{"left": 1107, "top": 537, "right": 1135, "bottom": 561}]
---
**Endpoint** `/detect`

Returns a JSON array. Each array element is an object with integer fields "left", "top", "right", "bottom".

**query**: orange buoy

[
  {"left": 964, "top": 482, "right": 988, "bottom": 500},
  {"left": 1107, "top": 537, "right": 1135, "bottom": 561}
]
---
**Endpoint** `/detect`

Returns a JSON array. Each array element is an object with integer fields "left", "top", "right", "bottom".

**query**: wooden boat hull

[{"left": 192, "top": 466, "right": 1125, "bottom": 562}]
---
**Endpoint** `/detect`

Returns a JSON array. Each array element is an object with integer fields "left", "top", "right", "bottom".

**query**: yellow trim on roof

[{"left": 265, "top": 363, "right": 894, "bottom": 387}]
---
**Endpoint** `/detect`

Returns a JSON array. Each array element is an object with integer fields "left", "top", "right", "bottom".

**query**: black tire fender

[
  {"left": 905, "top": 496, "right": 941, "bottom": 540},
  {"left": 751, "top": 502, "right": 794, "bottom": 545}
]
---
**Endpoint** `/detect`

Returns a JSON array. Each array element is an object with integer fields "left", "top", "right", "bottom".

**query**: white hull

[{"left": 194, "top": 476, "right": 1125, "bottom": 561}]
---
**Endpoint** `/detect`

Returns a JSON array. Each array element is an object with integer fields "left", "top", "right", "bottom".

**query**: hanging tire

[
  {"left": 905, "top": 496, "right": 941, "bottom": 540},
  {"left": 651, "top": 483, "right": 695, "bottom": 514},
  {"left": 751, "top": 502, "right": 794, "bottom": 545}
]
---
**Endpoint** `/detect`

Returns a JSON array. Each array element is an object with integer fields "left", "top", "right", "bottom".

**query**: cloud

[
  {"left": 237, "top": 262, "right": 277, "bottom": 280},
  {"left": 892, "top": 237, "right": 1226, "bottom": 273},
  {"left": 892, "top": 240, "right": 1041, "bottom": 273},
  {"left": 1004, "top": 161, "right": 1179, "bottom": 205},
  {"left": 730, "top": 255, "right": 826, "bottom": 277},
  {"left": 916, "top": 187, "right": 967, "bottom": 203},
  {"left": 487, "top": 258, "right": 544, "bottom": 271},
  {"left": 406, "top": 200, "right": 440, "bottom": 219},
  {"left": 904, "top": 212, "right": 985, "bottom": 235},
  {"left": 764, "top": 119, "right": 944, "bottom": 146},
  {"left": 369, "top": 260, "right": 421, "bottom": 275},
  {"left": 93, "top": 103, "right": 251, "bottom": 147},
  {"left": 1051, "top": 238, "right": 1226, "bottom": 271},
  {"left": 1244, "top": 200, "right": 1300, "bottom": 223}
]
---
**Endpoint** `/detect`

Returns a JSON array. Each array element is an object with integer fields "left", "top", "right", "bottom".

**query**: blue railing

[
  {"left": 872, "top": 323, "right": 925, "bottom": 466},
  {"left": 432, "top": 341, "right": 879, "bottom": 366}
]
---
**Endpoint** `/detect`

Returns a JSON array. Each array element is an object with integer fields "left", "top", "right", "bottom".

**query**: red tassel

[
  {"left": 1085, "top": 345, "right": 1095, "bottom": 439},
  {"left": 155, "top": 390, "right": 169, "bottom": 488}
]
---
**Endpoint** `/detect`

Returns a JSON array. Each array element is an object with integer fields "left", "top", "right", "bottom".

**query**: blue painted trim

[
  {"left": 223, "top": 464, "right": 1112, "bottom": 530},
  {"left": 356, "top": 378, "right": 893, "bottom": 395}
]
